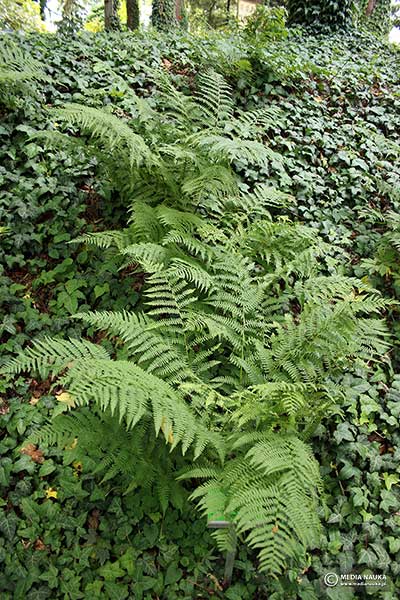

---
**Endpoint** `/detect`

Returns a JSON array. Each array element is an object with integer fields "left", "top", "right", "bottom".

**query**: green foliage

[
  {"left": 0, "top": 390, "right": 229, "bottom": 599},
  {"left": 3, "top": 67, "right": 392, "bottom": 579},
  {"left": 58, "top": 0, "right": 86, "bottom": 34},
  {"left": 287, "top": 0, "right": 353, "bottom": 30},
  {"left": 0, "top": 41, "right": 48, "bottom": 108},
  {"left": 0, "top": 24, "right": 399, "bottom": 598},
  {"left": 356, "top": 0, "right": 394, "bottom": 36},
  {"left": 0, "top": 0, "right": 45, "bottom": 31},
  {"left": 243, "top": 4, "right": 288, "bottom": 41}
]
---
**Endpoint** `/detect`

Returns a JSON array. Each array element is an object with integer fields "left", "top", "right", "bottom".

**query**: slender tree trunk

[
  {"left": 39, "top": 0, "right": 47, "bottom": 19},
  {"left": 126, "top": 0, "right": 139, "bottom": 29},
  {"left": 105, "top": 0, "right": 113, "bottom": 29},
  {"left": 105, "top": 0, "right": 121, "bottom": 30},
  {"left": 366, "top": 0, "right": 377, "bottom": 16},
  {"left": 364, "top": 0, "right": 392, "bottom": 34}
]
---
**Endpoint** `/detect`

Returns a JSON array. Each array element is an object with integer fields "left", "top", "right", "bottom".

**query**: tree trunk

[
  {"left": 105, "top": 0, "right": 121, "bottom": 30},
  {"left": 105, "top": 0, "right": 113, "bottom": 29},
  {"left": 126, "top": 0, "right": 139, "bottom": 29},
  {"left": 365, "top": 0, "right": 377, "bottom": 16},
  {"left": 287, "top": 0, "right": 353, "bottom": 30},
  {"left": 363, "top": 0, "right": 392, "bottom": 34},
  {"left": 151, "top": 0, "right": 177, "bottom": 29},
  {"left": 39, "top": 0, "right": 47, "bottom": 20}
]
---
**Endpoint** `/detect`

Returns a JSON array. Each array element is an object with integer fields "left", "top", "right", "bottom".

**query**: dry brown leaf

[
  {"left": 34, "top": 539, "right": 46, "bottom": 551},
  {"left": 162, "top": 58, "right": 172, "bottom": 71},
  {"left": 21, "top": 443, "right": 45, "bottom": 464},
  {"left": 88, "top": 509, "right": 100, "bottom": 530}
]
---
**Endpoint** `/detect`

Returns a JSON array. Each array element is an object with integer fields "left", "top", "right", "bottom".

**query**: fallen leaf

[
  {"left": 29, "top": 396, "right": 40, "bottom": 406},
  {"left": 56, "top": 391, "right": 75, "bottom": 408},
  {"left": 88, "top": 509, "right": 100, "bottom": 530},
  {"left": 21, "top": 443, "right": 45, "bottom": 464},
  {"left": 207, "top": 573, "right": 223, "bottom": 592},
  {"left": 0, "top": 399, "right": 9, "bottom": 415},
  {"left": 34, "top": 539, "right": 46, "bottom": 550},
  {"left": 162, "top": 58, "right": 172, "bottom": 71},
  {"left": 73, "top": 461, "right": 83, "bottom": 473}
]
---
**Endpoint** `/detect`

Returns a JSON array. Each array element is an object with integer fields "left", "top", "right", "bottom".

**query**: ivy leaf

[
  {"left": 26, "top": 587, "right": 52, "bottom": 600},
  {"left": 380, "top": 490, "right": 398, "bottom": 512},
  {"left": 0, "top": 510, "right": 18, "bottom": 540},
  {"left": 334, "top": 422, "right": 356, "bottom": 443},
  {"left": 382, "top": 473, "right": 399, "bottom": 491},
  {"left": 164, "top": 562, "right": 183, "bottom": 586},
  {"left": 358, "top": 547, "right": 377, "bottom": 567},
  {"left": 104, "top": 582, "right": 130, "bottom": 600},
  {"left": 98, "top": 561, "right": 126, "bottom": 581},
  {"left": 388, "top": 537, "right": 400, "bottom": 554}
]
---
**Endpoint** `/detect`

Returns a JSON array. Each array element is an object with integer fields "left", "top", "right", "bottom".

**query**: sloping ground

[{"left": 0, "top": 29, "right": 399, "bottom": 599}]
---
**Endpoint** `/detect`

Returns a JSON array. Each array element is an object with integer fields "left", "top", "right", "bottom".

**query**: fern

[
  {"left": 52, "top": 103, "right": 153, "bottom": 169},
  {"left": 0, "top": 42, "right": 48, "bottom": 86},
  {"left": 182, "top": 433, "right": 321, "bottom": 574},
  {"left": 195, "top": 70, "right": 234, "bottom": 129},
  {"left": 5, "top": 67, "right": 392, "bottom": 577}
]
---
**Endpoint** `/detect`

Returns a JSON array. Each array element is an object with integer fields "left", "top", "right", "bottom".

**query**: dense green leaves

[{"left": 0, "top": 23, "right": 399, "bottom": 599}]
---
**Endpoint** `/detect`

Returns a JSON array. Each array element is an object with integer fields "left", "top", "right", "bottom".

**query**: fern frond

[
  {"left": 182, "top": 165, "right": 239, "bottom": 208},
  {"left": 241, "top": 184, "right": 295, "bottom": 214},
  {"left": 74, "top": 310, "right": 190, "bottom": 383},
  {"left": 73, "top": 230, "right": 131, "bottom": 250},
  {"left": 53, "top": 103, "right": 153, "bottom": 169},
  {"left": 121, "top": 242, "right": 172, "bottom": 272},
  {"left": 184, "top": 433, "right": 320, "bottom": 574},
  {"left": 191, "top": 134, "right": 281, "bottom": 169},
  {"left": 64, "top": 358, "right": 224, "bottom": 459},
  {"left": 0, "top": 42, "right": 48, "bottom": 85},
  {"left": 1, "top": 337, "right": 110, "bottom": 379},
  {"left": 231, "top": 106, "right": 284, "bottom": 138},
  {"left": 195, "top": 70, "right": 234, "bottom": 129}
]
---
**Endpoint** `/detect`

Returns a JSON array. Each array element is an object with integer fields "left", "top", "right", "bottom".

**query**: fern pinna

[{"left": 2, "top": 71, "right": 390, "bottom": 576}]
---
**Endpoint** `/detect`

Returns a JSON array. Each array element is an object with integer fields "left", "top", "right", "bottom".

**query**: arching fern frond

[
  {"left": 63, "top": 358, "right": 224, "bottom": 459},
  {"left": 191, "top": 135, "right": 282, "bottom": 169},
  {"left": 2, "top": 337, "right": 109, "bottom": 379},
  {"left": 182, "top": 433, "right": 321, "bottom": 574},
  {"left": 231, "top": 106, "right": 284, "bottom": 138},
  {"left": 0, "top": 42, "right": 48, "bottom": 85},
  {"left": 52, "top": 103, "right": 153, "bottom": 169}
]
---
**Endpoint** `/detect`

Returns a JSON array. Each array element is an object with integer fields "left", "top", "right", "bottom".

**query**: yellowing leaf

[
  {"left": 65, "top": 438, "right": 78, "bottom": 450},
  {"left": 45, "top": 487, "right": 58, "bottom": 499},
  {"left": 56, "top": 391, "right": 75, "bottom": 408},
  {"left": 29, "top": 396, "right": 40, "bottom": 406}
]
